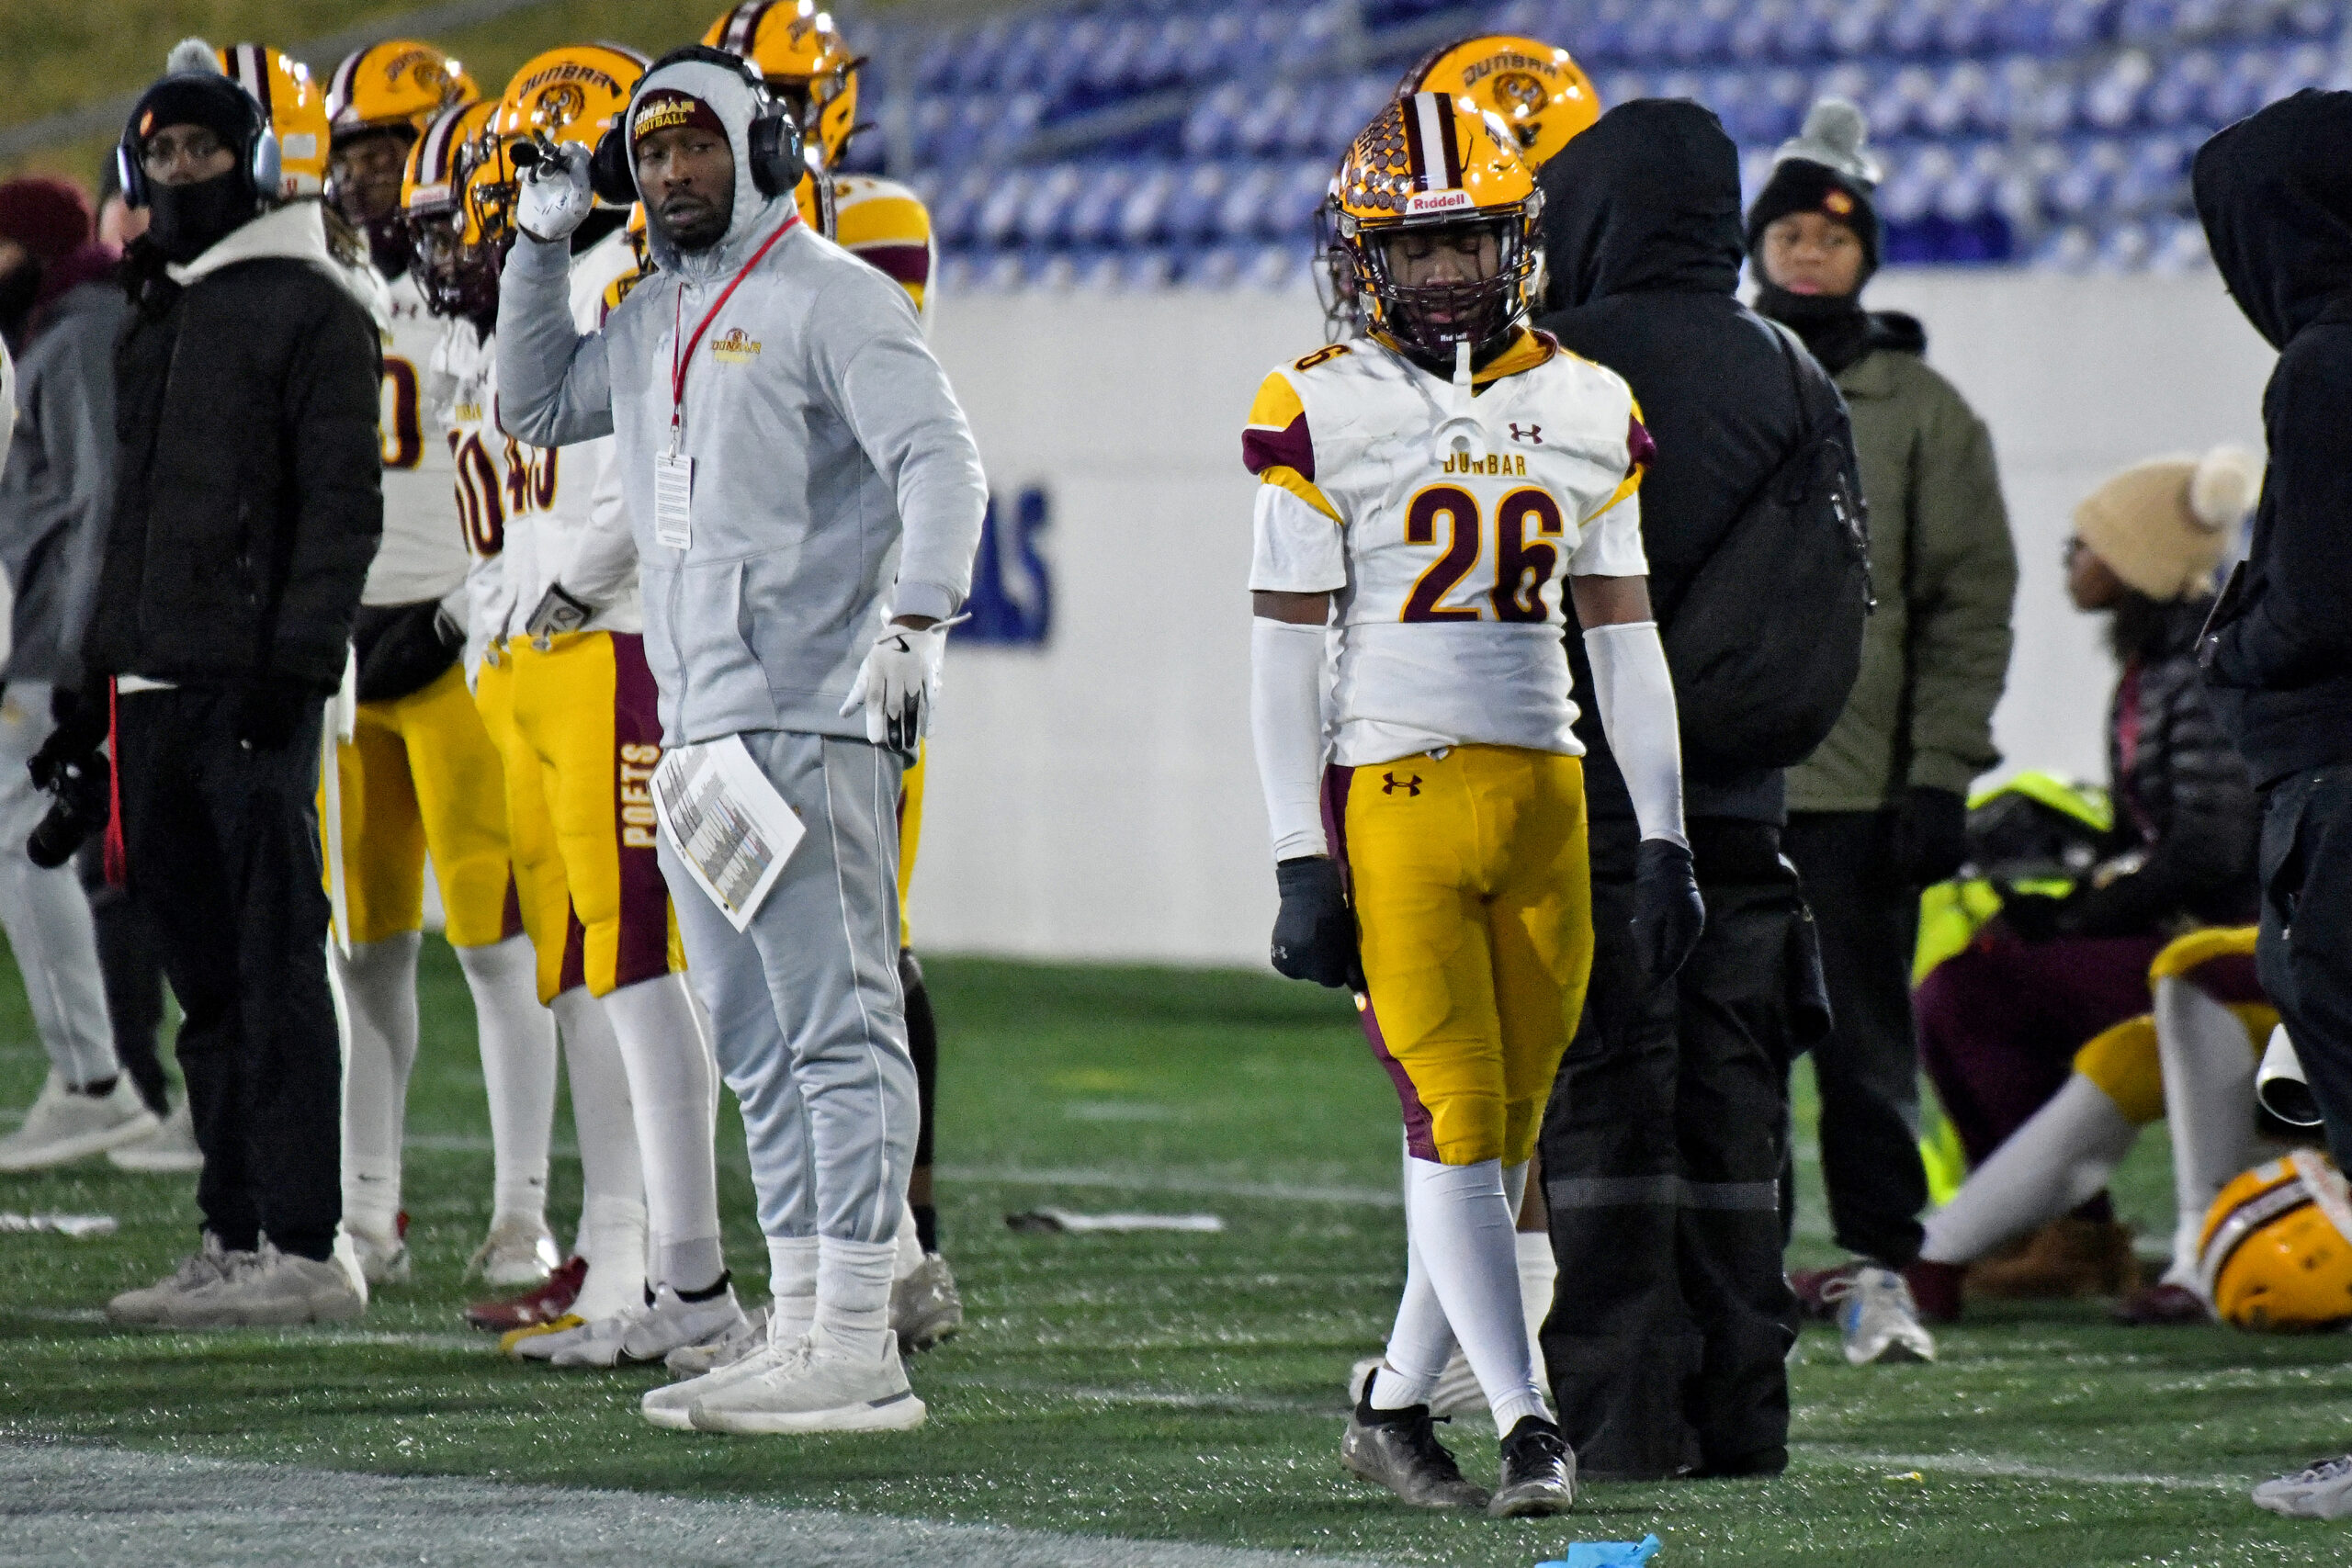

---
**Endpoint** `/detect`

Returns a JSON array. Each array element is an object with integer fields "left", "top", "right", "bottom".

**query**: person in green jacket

[{"left": 1744, "top": 100, "right": 2019, "bottom": 1365}]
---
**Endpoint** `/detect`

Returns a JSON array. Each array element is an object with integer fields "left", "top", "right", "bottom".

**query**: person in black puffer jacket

[
  {"left": 1912, "top": 446, "right": 2262, "bottom": 1298},
  {"left": 35, "top": 52, "right": 382, "bottom": 1327}
]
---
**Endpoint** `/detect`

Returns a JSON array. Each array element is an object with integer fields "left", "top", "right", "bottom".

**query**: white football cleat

[
  {"left": 535, "top": 1280, "right": 749, "bottom": 1369},
  {"left": 108, "top": 1099, "right": 205, "bottom": 1172},
  {"left": 644, "top": 1320, "right": 806, "bottom": 1430},
  {"left": 667, "top": 1302, "right": 770, "bottom": 1376},
  {"left": 469, "top": 1217, "right": 561, "bottom": 1288},
  {"left": 1825, "top": 1265, "right": 1938, "bottom": 1367},
  {"left": 2255, "top": 1454, "right": 2352, "bottom": 1518},
  {"left": 0, "top": 1073, "right": 160, "bottom": 1171},
  {"left": 687, "top": 1325, "right": 926, "bottom": 1435}
]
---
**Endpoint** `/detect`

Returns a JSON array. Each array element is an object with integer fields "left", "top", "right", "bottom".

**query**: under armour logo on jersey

[
  {"left": 1509, "top": 423, "right": 1543, "bottom": 445},
  {"left": 1382, "top": 773, "right": 1422, "bottom": 796}
]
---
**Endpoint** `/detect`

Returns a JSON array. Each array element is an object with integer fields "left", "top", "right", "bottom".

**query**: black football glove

[
  {"left": 1993, "top": 886, "right": 2072, "bottom": 944},
  {"left": 1894, "top": 784, "right": 1970, "bottom": 887},
  {"left": 28, "top": 689, "right": 109, "bottom": 793},
  {"left": 1632, "top": 837, "right": 1706, "bottom": 985},
  {"left": 233, "top": 677, "right": 320, "bottom": 753},
  {"left": 1271, "top": 856, "right": 1364, "bottom": 991}
]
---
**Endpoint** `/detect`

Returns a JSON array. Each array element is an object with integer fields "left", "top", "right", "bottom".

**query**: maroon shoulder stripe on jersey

[
  {"left": 1627, "top": 413, "right": 1656, "bottom": 471},
  {"left": 1242, "top": 414, "right": 1314, "bottom": 480}
]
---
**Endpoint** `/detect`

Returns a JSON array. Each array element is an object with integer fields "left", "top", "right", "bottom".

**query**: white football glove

[
  {"left": 839, "top": 620, "right": 951, "bottom": 751},
  {"left": 515, "top": 141, "right": 594, "bottom": 243}
]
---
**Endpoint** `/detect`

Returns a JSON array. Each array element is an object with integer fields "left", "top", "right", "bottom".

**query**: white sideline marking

[
  {"left": 0, "top": 1437, "right": 1396, "bottom": 1568},
  {"left": 1820, "top": 1448, "right": 2246, "bottom": 1494},
  {"left": 937, "top": 1165, "right": 1403, "bottom": 1208}
]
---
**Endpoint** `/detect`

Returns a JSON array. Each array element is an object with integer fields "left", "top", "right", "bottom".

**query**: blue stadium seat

[
  {"left": 2079, "top": 49, "right": 2154, "bottom": 130},
  {"left": 1064, "top": 164, "right": 1140, "bottom": 248},
  {"left": 1164, "top": 162, "right": 1235, "bottom": 244},
  {"left": 1274, "top": 159, "right": 1332, "bottom": 237},
  {"left": 973, "top": 170, "right": 1037, "bottom": 249},
  {"left": 1018, "top": 165, "right": 1087, "bottom": 247},
  {"left": 1215, "top": 164, "right": 1283, "bottom": 241},
  {"left": 1116, "top": 166, "right": 1179, "bottom": 247}
]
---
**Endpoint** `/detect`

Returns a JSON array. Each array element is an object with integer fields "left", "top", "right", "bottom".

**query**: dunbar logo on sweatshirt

[{"left": 711, "top": 327, "right": 763, "bottom": 364}]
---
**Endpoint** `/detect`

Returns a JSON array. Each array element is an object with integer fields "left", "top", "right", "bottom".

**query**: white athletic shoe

[
  {"left": 107, "top": 1099, "right": 205, "bottom": 1172},
  {"left": 528, "top": 1280, "right": 749, "bottom": 1369},
  {"left": 468, "top": 1217, "right": 561, "bottom": 1288},
  {"left": 1825, "top": 1265, "right": 1938, "bottom": 1367},
  {"left": 687, "top": 1325, "right": 926, "bottom": 1435},
  {"left": 666, "top": 1303, "right": 771, "bottom": 1376},
  {"left": 644, "top": 1320, "right": 806, "bottom": 1430},
  {"left": 348, "top": 1218, "right": 411, "bottom": 1286},
  {"left": 164, "top": 1239, "right": 368, "bottom": 1328},
  {"left": 1347, "top": 1354, "right": 1486, "bottom": 1417},
  {"left": 890, "top": 1253, "right": 965, "bottom": 1352},
  {"left": 2255, "top": 1454, "right": 2352, "bottom": 1518},
  {"left": 106, "top": 1234, "right": 248, "bottom": 1325},
  {"left": 0, "top": 1073, "right": 160, "bottom": 1171}
]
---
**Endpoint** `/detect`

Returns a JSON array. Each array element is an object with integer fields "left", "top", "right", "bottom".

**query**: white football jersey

[
  {"left": 362, "top": 266, "right": 466, "bottom": 606},
  {"left": 1245, "top": 330, "right": 1650, "bottom": 767}
]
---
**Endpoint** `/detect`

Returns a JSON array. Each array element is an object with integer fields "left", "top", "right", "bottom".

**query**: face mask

[
  {"left": 146, "top": 170, "right": 256, "bottom": 265},
  {"left": 364, "top": 215, "right": 413, "bottom": 280}
]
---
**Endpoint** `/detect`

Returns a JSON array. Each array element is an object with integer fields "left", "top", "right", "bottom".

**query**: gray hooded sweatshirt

[{"left": 495, "top": 58, "right": 987, "bottom": 747}]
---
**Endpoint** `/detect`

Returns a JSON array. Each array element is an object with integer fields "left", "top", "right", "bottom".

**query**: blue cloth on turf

[{"left": 1542, "top": 1535, "right": 1661, "bottom": 1568}]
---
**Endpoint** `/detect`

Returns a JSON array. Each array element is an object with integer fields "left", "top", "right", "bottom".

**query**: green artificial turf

[{"left": 3, "top": 937, "right": 2349, "bottom": 1566}]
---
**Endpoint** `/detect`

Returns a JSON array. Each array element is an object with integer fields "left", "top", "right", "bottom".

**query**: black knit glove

[
  {"left": 233, "top": 678, "right": 319, "bottom": 752},
  {"left": 1895, "top": 785, "right": 1970, "bottom": 886},
  {"left": 1271, "top": 856, "right": 1364, "bottom": 991},
  {"left": 1632, "top": 838, "right": 1707, "bottom": 984}
]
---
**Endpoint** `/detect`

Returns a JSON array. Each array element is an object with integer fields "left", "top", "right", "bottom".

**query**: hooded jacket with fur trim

[
  {"left": 495, "top": 58, "right": 985, "bottom": 746},
  {"left": 2192, "top": 88, "right": 2352, "bottom": 785},
  {"left": 81, "top": 200, "right": 382, "bottom": 691}
]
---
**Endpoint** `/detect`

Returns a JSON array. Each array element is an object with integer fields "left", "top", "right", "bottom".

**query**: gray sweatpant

[
  {"left": 660, "top": 729, "right": 914, "bottom": 1248},
  {"left": 0, "top": 680, "right": 119, "bottom": 1088}
]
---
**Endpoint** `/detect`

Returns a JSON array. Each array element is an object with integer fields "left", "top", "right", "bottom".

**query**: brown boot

[{"left": 1964, "top": 1218, "right": 2140, "bottom": 1300}]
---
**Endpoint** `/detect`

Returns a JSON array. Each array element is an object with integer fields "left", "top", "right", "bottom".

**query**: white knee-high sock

[
  {"left": 1406, "top": 1155, "right": 1551, "bottom": 1436},
  {"left": 2156, "top": 976, "right": 2262, "bottom": 1291},
  {"left": 600, "top": 974, "right": 723, "bottom": 1292},
  {"left": 892, "top": 1201, "right": 922, "bottom": 1280},
  {"left": 454, "top": 934, "right": 558, "bottom": 1228},
  {"left": 1517, "top": 1231, "right": 1557, "bottom": 1362},
  {"left": 335, "top": 932, "right": 423, "bottom": 1240},
  {"left": 814, "top": 1235, "right": 897, "bottom": 1361},
  {"left": 551, "top": 985, "right": 646, "bottom": 1316},
  {"left": 767, "top": 1235, "right": 820, "bottom": 1343},
  {"left": 1373, "top": 1224, "right": 1456, "bottom": 1410},
  {"left": 1919, "top": 1073, "right": 2141, "bottom": 1265}
]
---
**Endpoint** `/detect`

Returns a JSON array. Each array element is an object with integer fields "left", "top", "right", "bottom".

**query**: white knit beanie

[{"left": 2073, "top": 445, "right": 2264, "bottom": 602}]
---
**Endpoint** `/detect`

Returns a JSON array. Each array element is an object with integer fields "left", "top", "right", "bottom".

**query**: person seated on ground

[
  {"left": 1912, "top": 446, "right": 2261, "bottom": 1300},
  {"left": 1906, "top": 926, "right": 2284, "bottom": 1323}
]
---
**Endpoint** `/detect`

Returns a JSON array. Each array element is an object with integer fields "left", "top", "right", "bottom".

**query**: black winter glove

[
  {"left": 1993, "top": 887, "right": 2072, "bottom": 944},
  {"left": 1632, "top": 837, "right": 1706, "bottom": 985},
  {"left": 28, "top": 689, "right": 110, "bottom": 793},
  {"left": 1271, "top": 856, "right": 1364, "bottom": 991},
  {"left": 232, "top": 678, "right": 319, "bottom": 753},
  {"left": 1894, "top": 784, "right": 1970, "bottom": 886}
]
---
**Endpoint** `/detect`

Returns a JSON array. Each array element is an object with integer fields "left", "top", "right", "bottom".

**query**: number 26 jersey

[{"left": 1244, "top": 330, "right": 1652, "bottom": 768}]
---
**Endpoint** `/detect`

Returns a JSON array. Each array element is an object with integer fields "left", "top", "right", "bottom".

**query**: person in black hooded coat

[{"left": 1530, "top": 97, "right": 1854, "bottom": 1481}]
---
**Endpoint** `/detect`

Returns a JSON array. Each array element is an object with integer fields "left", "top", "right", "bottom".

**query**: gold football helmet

[
  {"left": 1399, "top": 35, "right": 1600, "bottom": 169},
  {"left": 704, "top": 0, "right": 860, "bottom": 171},
  {"left": 218, "top": 44, "right": 330, "bottom": 197},
  {"left": 491, "top": 42, "right": 650, "bottom": 217},
  {"left": 2201, "top": 1150, "right": 2352, "bottom": 1332},
  {"left": 1331, "top": 93, "right": 1544, "bottom": 358},
  {"left": 401, "top": 98, "right": 501, "bottom": 317},
  {"left": 328, "top": 40, "right": 479, "bottom": 143}
]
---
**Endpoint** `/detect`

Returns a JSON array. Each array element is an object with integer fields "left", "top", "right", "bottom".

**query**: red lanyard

[{"left": 668, "top": 213, "right": 797, "bottom": 445}]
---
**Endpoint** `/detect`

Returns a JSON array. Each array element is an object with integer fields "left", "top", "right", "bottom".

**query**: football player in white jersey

[
  {"left": 422, "top": 48, "right": 748, "bottom": 1368},
  {"left": 322, "top": 41, "right": 564, "bottom": 1292},
  {"left": 1247, "top": 96, "right": 1702, "bottom": 1516}
]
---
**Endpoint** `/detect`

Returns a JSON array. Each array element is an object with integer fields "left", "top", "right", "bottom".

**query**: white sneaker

[
  {"left": 666, "top": 1303, "right": 771, "bottom": 1376},
  {"left": 644, "top": 1319, "right": 806, "bottom": 1430},
  {"left": 165, "top": 1239, "right": 368, "bottom": 1327},
  {"left": 2255, "top": 1454, "right": 2352, "bottom": 1518},
  {"left": 348, "top": 1218, "right": 411, "bottom": 1285},
  {"left": 469, "top": 1217, "right": 560, "bottom": 1288},
  {"left": 890, "top": 1252, "right": 965, "bottom": 1351},
  {"left": 1825, "top": 1265, "right": 1938, "bottom": 1367},
  {"left": 531, "top": 1280, "right": 749, "bottom": 1369},
  {"left": 107, "top": 1234, "right": 247, "bottom": 1325},
  {"left": 108, "top": 1099, "right": 205, "bottom": 1172},
  {"left": 0, "top": 1073, "right": 161, "bottom": 1171},
  {"left": 687, "top": 1325, "right": 926, "bottom": 1435}
]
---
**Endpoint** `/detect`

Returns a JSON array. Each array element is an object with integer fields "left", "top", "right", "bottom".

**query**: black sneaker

[
  {"left": 1341, "top": 1389, "right": 1491, "bottom": 1510},
  {"left": 1489, "top": 1415, "right": 1577, "bottom": 1517}
]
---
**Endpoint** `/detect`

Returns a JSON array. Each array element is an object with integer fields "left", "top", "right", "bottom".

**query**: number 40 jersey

[{"left": 1244, "top": 329, "right": 1652, "bottom": 769}]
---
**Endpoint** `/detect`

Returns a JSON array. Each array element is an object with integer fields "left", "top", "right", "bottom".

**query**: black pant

[
  {"left": 1540, "top": 818, "right": 1818, "bottom": 1481},
  {"left": 116, "top": 686, "right": 340, "bottom": 1259},
  {"left": 1779, "top": 810, "right": 1930, "bottom": 1269},
  {"left": 77, "top": 835, "right": 171, "bottom": 1117},
  {"left": 2256, "top": 765, "right": 2352, "bottom": 1168}
]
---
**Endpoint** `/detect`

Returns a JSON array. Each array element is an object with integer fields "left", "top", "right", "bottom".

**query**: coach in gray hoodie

[{"left": 499, "top": 45, "right": 984, "bottom": 1435}]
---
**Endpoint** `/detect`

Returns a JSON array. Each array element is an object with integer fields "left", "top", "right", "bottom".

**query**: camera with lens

[{"left": 26, "top": 743, "right": 110, "bottom": 869}]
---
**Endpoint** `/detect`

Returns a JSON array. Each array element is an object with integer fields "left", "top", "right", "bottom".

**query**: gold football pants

[{"left": 2074, "top": 926, "right": 2275, "bottom": 1125}]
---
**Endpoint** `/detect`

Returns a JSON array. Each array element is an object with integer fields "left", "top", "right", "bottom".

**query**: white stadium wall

[{"left": 913, "top": 271, "right": 2278, "bottom": 968}]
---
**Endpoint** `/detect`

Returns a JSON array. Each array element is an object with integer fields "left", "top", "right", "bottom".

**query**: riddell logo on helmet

[{"left": 1406, "top": 190, "right": 1474, "bottom": 216}]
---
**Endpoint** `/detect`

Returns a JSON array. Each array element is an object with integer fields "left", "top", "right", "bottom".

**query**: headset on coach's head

[{"left": 544, "top": 44, "right": 807, "bottom": 207}]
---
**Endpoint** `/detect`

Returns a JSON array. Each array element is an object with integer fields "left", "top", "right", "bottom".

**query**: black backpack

[{"left": 1659, "top": 321, "right": 1872, "bottom": 772}]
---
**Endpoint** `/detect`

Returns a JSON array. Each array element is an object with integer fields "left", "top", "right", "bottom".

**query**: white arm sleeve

[
  {"left": 1251, "top": 617, "right": 1329, "bottom": 860},
  {"left": 1582, "top": 619, "right": 1688, "bottom": 850}
]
